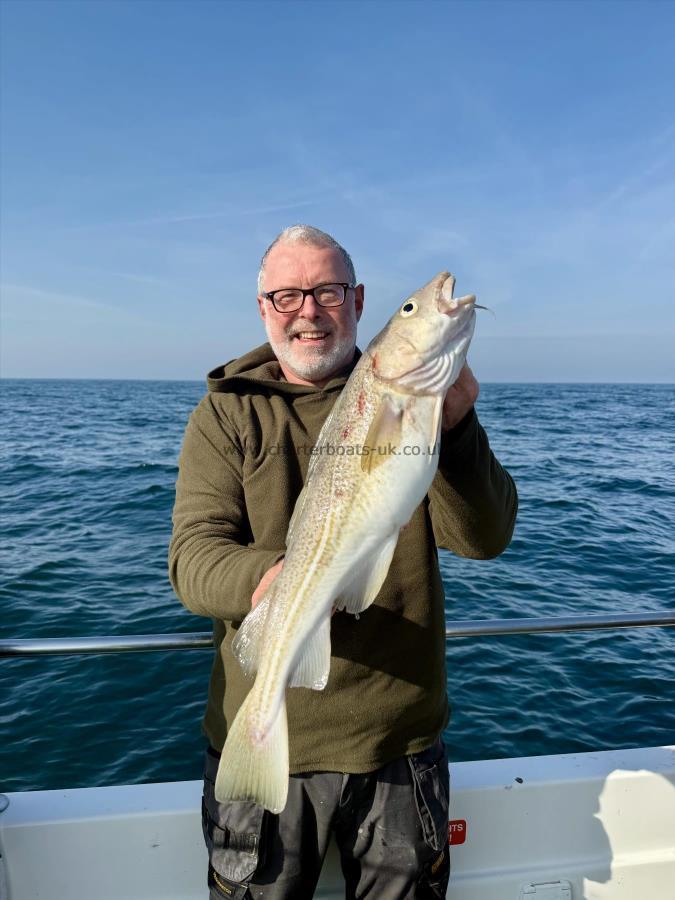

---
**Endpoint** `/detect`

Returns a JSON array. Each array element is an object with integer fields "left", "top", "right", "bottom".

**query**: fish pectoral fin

[
  {"left": 215, "top": 688, "right": 289, "bottom": 814},
  {"left": 362, "top": 393, "right": 403, "bottom": 473},
  {"left": 231, "top": 592, "right": 273, "bottom": 678},
  {"left": 430, "top": 396, "right": 443, "bottom": 451},
  {"left": 288, "top": 614, "right": 331, "bottom": 691},
  {"left": 337, "top": 532, "right": 399, "bottom": 615}
]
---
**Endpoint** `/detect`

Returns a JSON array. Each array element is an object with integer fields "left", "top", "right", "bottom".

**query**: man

[{"left": 169, "top": 225, "right": 517, "bottom": 899}]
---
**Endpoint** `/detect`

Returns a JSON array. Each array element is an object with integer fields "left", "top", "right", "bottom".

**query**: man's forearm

[
  {"left": 169, "top": 397, "right": 284, "bottom": 623},
  {"left": 169, "top": 530, "right": 284, "bottom": 622}
]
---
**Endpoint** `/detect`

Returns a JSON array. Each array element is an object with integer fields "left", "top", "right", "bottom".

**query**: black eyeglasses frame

[{"left": 262, "top": 282, "right": 355, "bottom": 314}]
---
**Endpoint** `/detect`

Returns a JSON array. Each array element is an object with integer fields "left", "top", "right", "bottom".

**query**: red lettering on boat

[{"left": 448, "top": 819, "right": 467, "bottom": 845}]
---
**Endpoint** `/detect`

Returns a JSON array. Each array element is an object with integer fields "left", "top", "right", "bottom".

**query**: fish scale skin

[{"left": 243, "top": 361, "right": 441, "bottom": 740}]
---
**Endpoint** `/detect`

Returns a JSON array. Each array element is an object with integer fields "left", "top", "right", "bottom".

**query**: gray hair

[{"left": 257, "top": 224, "right": 357, "bottom": 295}]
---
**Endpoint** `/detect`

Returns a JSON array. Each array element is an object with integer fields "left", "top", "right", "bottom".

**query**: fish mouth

[
  {"left": 439, "top": 293, "right": 477, "bottom": 317},
  {"left": 437, "top": 279, "right": 476, "bottom": 350},
  {"left": 436, "top": 272, "right": 477, "bottom": 317}
]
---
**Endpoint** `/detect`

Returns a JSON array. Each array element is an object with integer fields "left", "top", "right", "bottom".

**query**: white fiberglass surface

[{"left": 0, "top": 747, "right": 673, "bottom": 900}]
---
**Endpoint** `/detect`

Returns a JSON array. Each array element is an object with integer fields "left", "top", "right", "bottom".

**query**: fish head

[{"left": 368, "top": 271, "right": 476, "bottom": 393}]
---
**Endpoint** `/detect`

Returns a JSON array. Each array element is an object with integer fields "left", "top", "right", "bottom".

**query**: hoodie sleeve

[
  {"left": 169, "top": 395, "right": 284, "bottom": 622},
  {"left": 427, "top": 408, "right": 518, "bottom": 559}
]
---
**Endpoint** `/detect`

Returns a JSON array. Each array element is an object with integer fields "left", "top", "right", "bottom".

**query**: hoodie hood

[{"left": 207, "top": 343, "right": 361, "bottom": 396}]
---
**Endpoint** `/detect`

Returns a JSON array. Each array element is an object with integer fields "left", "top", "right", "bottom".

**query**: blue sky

[{"left": 1, "top": 0, "right": 673, "bottom": 381}]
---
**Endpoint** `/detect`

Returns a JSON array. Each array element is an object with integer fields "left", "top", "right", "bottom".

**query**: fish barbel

[{"left": 215, "top": 271, "right": 477, "bottom": 812}]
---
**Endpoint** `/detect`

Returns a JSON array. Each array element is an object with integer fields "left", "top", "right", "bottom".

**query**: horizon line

[{"left": 2, "top": 377, "right": 674, "bottom": 386}]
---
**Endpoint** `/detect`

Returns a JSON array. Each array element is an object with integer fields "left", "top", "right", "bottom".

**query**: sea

[{"left": 1, "top": 380, "right": 673, "bottom": 792}]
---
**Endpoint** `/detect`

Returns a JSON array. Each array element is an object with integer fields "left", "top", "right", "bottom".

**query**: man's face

[{"left": 257, "top": 243, "right": 364, "bottom": 387}]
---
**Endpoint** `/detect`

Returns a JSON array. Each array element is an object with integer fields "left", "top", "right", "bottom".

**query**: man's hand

[
  {"left": 441, "top": 364, "right": 479, "bottom": 431},
  {"left": 252, "top": 559, "right": 284, "bottom": 609},
  {"left": 252, "top": 558, "right": 339, "bottom": 616}
]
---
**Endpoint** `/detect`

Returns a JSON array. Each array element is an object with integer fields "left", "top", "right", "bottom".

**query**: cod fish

[{"left": 215, "top": 271, "right": 477, "bottom": 813}]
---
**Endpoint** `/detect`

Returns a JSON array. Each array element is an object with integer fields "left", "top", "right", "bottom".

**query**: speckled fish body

[{"left": 215, "top": 272, "right": 476, "bottom": 812}]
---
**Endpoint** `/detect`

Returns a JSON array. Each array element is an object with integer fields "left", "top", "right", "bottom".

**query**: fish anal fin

[
  {"left": 288, "top": 614, "right": 331, "bottom": 690},
  {"left": 337, "top": 532, "right": 399, "bottom": 615},
  {"left": 361, "top": 394, "right": 403, "bottom": 473}
]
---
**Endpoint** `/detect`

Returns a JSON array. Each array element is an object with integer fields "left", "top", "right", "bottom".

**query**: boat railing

[{"left": 1, "top": 611, "right": 674, "bottom": 657}]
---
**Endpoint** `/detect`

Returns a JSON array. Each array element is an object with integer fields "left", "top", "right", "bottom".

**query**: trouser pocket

[
  {"left": 406, "top": 737, "right": 450, "bottom": 853},
  {"left": 202, "top": 747, "right": 266, "bottom": 893},
  {"left": 416, "top": 844, "right": 450, "bottom": 899},
  {"left": 207, "top": 862, "right": 250, "bottom": 899}
]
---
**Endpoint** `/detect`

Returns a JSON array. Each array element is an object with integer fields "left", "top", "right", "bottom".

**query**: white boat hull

[{"left": 1, "top": 746, "right": 673, "bottom": 899}]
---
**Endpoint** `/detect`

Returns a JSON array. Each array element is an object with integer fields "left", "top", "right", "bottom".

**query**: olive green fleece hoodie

[{"left": 169, "top": 343, "right": 517, "bottom": 773}]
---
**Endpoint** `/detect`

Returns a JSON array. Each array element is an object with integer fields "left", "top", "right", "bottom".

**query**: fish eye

[{"left": 400, "top": 300, "right": 418, "bottom": 317}]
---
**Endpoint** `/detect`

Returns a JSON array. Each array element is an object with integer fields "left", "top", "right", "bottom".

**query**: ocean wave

[{"left": 1, "top": 380, "right": 674, "bottom": 790}]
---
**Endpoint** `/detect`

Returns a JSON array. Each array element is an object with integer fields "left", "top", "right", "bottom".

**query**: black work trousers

[{"left": 201, "top": 738, "right": 450, "bottom": 899}]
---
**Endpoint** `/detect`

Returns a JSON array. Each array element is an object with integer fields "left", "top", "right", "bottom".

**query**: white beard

[{"left": 265, "top": 320, "right": 357, "bottom": 383}]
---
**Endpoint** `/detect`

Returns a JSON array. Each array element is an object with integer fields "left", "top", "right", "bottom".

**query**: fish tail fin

[{"left": 214, "top": 687, "right": 289, "bottom": 814}]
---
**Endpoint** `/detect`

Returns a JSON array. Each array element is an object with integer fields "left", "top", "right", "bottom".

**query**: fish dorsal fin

[
  {"left": 286, "top": 397, "right": 341, "bottom": 545},
  {"left": 361, "top": 393, "right": 403, "bottom": 473},
  {"left": 336, "top": 531, "right": 399, "bottom": 615},
  {"left": 285, "top": 483, "right": 309, "bottom": 549},
  {"left": 288, "top": 613, "right": 332, "bottom": 690},
  {"left": 306, "top": 397, "right": 340, "bottom": 482},
  {"left": 232, "top": 590, "right": 275, "bottom": 678}
]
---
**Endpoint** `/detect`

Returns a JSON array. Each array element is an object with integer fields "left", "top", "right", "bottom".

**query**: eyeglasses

[{"left": 262, "top": 282, "right": 354, "bottom": 314}]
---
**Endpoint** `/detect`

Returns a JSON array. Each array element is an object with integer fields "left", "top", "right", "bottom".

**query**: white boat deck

[{"left": 1, "top": 746, "right": 674, "bottom": 899}]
